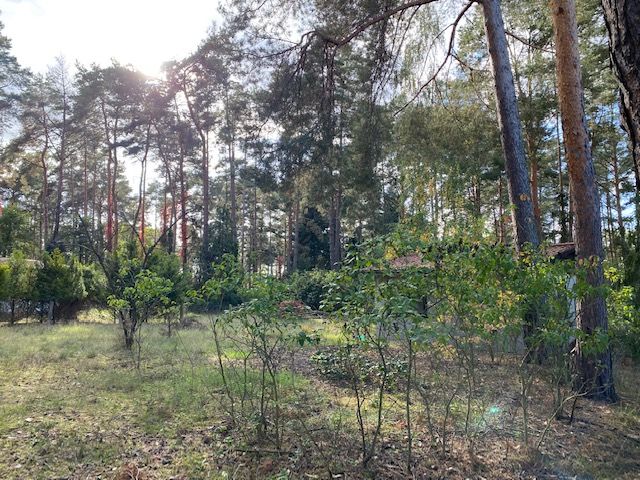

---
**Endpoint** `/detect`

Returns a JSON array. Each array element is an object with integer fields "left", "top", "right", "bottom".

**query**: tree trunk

[
  {"left": 101, "top": 100, "right": 115, "bottom": 252},
  {"left": 602, "top": 0, "right": 640, "bottom": 186},
  {"left": 605, "top": 181, "right": 616, "bottom": 258},
  {"left": 527, "top": 137, "right": 543, "bottom": 238},
  {"left": 51, "top": 98, "right": 67, "bottom": 246},
  {"left": 498, "top": 175, "right": 506, "bottom": 243},
  {"left": 47, "top": 300, "right": 55, "bottom": 325},
  {"left": 135, "top": 124, "right": 151, "bottom": 246},
  {"left": 180, "top": 155, "right": 188, "bottom": 267},
  {"left": 611, "top": 137, "right": 626, "bottom": 241},
  {"left": 203, "top": 136, "right": 211, "bottom": 254},
  {"left": 556, "top": 110, "right": 570, "bottom": 242},
  {"left": 39, "top": 105, "right": 50, "bottom": 251},
  {"left": 228, "top": 139, "right": 238, "bottom": 248},
  {"left": 293, "top": 196, "right": 300, "bottom": 272},
  {"left": 285, "top": 204, "right": 292, "bottom": 273},
  {"left": 481, "top": 0, "right": 540, "bottom": 250},
  {"left": 251, "top": 184, "right": 258, "bottom": 273},
  {"left": 83, "top": 139, "right": 88, "bottom": 220},
  {"left": 329, "top": 188, "right": 343, "bottom": 270},
  {"left": 551, "top": 0, "right": 616, "bottom": 401},
  {"left": 112, "top": 126, "right": 119, "bottom": 251}
]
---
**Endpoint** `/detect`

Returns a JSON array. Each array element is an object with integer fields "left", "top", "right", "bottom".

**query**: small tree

[
  {"left": 97, "top": 239, "right": 188, "bottom": 350},
  {"left": 0, "top": 205, "right": 32, "bottom": 256},
  {"left": 5, "top": 251, "right": 36, "bottom": 325},
  {"left": 146, "top": 249, "right": 190, "bottom": 335},
  {"left": 108, "top": 270, "right": 173, "bottom": 365},
  {"left": 34, "top": 249, "right": 85, "bottom": 324}
]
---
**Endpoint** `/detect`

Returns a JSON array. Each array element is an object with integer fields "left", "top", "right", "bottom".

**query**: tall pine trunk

[
  {"left": 39, "top": 104, "right": 50, "bottom": 250},
  {"left": 51, "top": 103, "right": 67, "bottom": 246},
  {"left": 481, "top": 0, "right": 540, "bottom": 250},
  {"left": 556, "top": 108, "right": 570, "bottom": 242},
  {"left": 551, "top": 0, "right": 616, "bottom": 401}
]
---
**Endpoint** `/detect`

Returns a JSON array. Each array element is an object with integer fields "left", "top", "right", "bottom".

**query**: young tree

[
  {"left": 551, "top": 0, "right": 616, "bottom": 401},
  {"left": 0, "top": 251, "right": 36, "bottom": 325},
  {"left": 34, "top": 249, "right": 86, "bottom": 324}
]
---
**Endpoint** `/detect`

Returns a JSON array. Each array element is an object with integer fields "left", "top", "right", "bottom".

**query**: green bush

[
  {"left": 310, "top": 346, "right": 408, "bottom": 389},
  {"left": 606, "top": 267, "right": 640, "bottom": 360},
  {"left": 79, "top": 262, "right": 108, "bottom": 304},
  {"left": 101, "top": 241, "right": 190, "bottom": 349},
  {"left": 288, "top": 269, "right": 333, "bottom": 311},
  {"left": 193, "top": 254, "right": 244, "bottom": 311},
  {"left": 34, "top": 249, "right": 86, "bottom": 322}
]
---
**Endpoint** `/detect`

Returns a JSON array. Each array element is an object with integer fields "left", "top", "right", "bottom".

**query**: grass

[
  {"left": 1, "top": 318, "right": 639, "bottom": 479},
  {"left": 0, "top": 323, "right": 229, "bottom": 479}
]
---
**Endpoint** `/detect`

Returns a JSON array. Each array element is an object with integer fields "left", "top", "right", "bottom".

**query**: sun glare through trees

[{"left": 0, "top": 0, "right": 639, "bottom": 478}]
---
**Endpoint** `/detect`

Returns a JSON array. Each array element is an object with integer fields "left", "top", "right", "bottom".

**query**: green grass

[
  {"left": 1, "top": 320, "right": 639, "bottom": 479},
  {"left": 0, "top": 323, "right": 231, "bottom": 479},
  {"left": 0, "top": 321, "right": 319, "bottom": 479}
]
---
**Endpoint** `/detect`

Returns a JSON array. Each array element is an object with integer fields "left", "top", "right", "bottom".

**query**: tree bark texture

[
  {"left": 602, "top": 0, "right": 640, "bottom": 185},
  {"left": 481, "top": 0, "right": 540, "bottom": 250},
  {"left": 552, "top": 0, "right": 616, "bottom": 401}
]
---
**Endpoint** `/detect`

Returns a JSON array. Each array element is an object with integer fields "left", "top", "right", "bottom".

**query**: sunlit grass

[
  {"left": 1, "top": 318, "right": 638, "bottom": 479},
  {"left": 0, "top": 321, "right": 316, "bottom": 478}
]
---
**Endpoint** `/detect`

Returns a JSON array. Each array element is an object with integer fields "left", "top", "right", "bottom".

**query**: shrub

[
  {"left": 606, "top": 267, "right": 640, "bottom": 360},
  {"left": 288, "top": 269, "right": 332, "bottom": 311},
  {"left": 103, "top": 241, "right": 185, "bottom": 350},
  {"left": 0, "top": 251, "right": 37, "bottom": 324},
  {"left": 34, "top": 249, "right": 86, "bottom": 323}
]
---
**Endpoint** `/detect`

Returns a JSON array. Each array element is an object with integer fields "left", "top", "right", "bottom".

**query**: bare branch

[{"left": 394, "top": 1, "right": 475, "bottom": 116}]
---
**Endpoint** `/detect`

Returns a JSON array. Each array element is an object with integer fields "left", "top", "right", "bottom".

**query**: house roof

[
  {"left": 0, "top": 257, "right": 42, "bottom": 267},
  {"left": 546, "top": 242, "right": 576, "bottom": 260},
  {"left": 383, "top": 242, "right": 577, "bottom": 271},
  {"left": 388, "top": 253, "right": 426, "bottom": 269}
]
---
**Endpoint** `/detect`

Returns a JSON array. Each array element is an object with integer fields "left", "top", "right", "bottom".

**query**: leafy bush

[
  {"left": 310, "top": 346, "right": 408, "bottom": 389},
  {"left": 103, "top": 241, "right": 187, "bottom": 349},
  {"left": 34, "top": 249, "right": 86, "bottom": 322},
  {"left": 192, "top": 253, "right": 244, "bottom": 311},
  {"left": 0, "top": 204, "right": 32, "bottom": 256},
  {"left": 288, "top": 269, "right": 334, "bottom": 311},
  {"left": 79, "top": 262, "right": 108, "bottom": 304},
  {"left": 606, "top": 267, "right": 640, "bottom": 360},
  {"left": 0, "top": 251, "right": 37, "bottom": 324}
]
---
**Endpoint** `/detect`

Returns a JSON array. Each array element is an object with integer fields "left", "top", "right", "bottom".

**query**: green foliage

[
  {"left": 147, "top": 248, "right": 191, "bottom": 306},
  {"left": 201, "top": 207, "right": 239, "bottom": 281},
  {"left": 107, "top": 270, "right": 173, "bottom": 321},
  {"left": 34, "top": 249, "right": 86, "bottom": 311},
  {"left": 202, "top": 267, "right": 317, "bottom": 447},
  {"left": 102, "top": 241, "right": 188, "bottom": 349},
  {"left": 4, "top": 251, "right": 36, "bottom": 301},
  {"left": 606, "top": 267, "right": 640, "bottom": 359},
  {"left": 0, "top": 205, "right": 32, "bottom": 256},
  {"left": 288, "top": 269, "right": 334, "bottom": 310},
  {"left": 0, "top": 263, "right": 8, "bottom": 300},
  {"left": 296, "top": 207, "right": 330, "bottom": 270},
  {"left": 310, "top": 345, "right": 408, "bottom": 388},
  {"left": 79, "top": 262, "right": 108, "bottom": 304},
  {"left": 193, "top": 253, "right": 244, "bottom": 310},
  {"left": 0, "top": 250, "right": 37, "bottom": 323}
]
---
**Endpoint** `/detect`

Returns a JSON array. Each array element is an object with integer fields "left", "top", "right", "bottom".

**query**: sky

[
  {"left": 1, "top": 0, "right": 222, "bottom": 190},
  {"left": 1, "top": 0, "right": 221, "bottom": 77}
]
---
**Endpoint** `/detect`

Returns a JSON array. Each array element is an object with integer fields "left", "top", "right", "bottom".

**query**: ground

[{"left": 0, "top": 317, "right": 639, "bottom": 479}]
